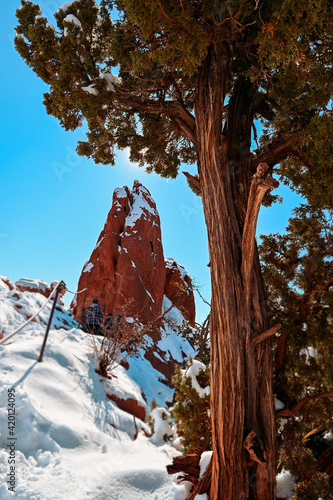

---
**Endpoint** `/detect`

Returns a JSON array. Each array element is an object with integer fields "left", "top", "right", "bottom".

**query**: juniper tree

[
  {"left": 15, "top": 1, "right": 333, "bottom": 498},
  {"left": 172, "top": 360, "right": 211, "bottom": 453},
  {"left": 260, "top": 206, "right": 333, "bottom": 498}
]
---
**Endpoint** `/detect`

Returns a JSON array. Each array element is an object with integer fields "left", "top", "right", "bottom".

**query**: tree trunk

[{"left": 194, "top": 43, "right": 277, "bottom": 500}]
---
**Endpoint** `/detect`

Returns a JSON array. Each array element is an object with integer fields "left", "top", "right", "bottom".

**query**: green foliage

[
  {"left": 15, "top": 0, "right": 332, "bottom": 185},
  {"left": 278, "top": 419, "right": 332, "bottom": 499},
  {"left": 261, "top": 205, "right": 333, "bottom": 401},
  {"left": 278, "top": 114, "right": 333, "bottom": 210},
  {"left": 260, "top": 205, "right": 333, "bottom": 497},
  {"left": 172, "top": 359, "right": 211, "bottom": 453}
]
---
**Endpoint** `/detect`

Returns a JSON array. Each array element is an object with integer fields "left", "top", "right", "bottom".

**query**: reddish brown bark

[
  {"left": 166, "top": 450, "right": 212, "bottom": 498},
  {"left": 166, "top": 452, "right": 201, "bottom": 485},
  {"left": 194, "top": 42, "right": 277, "bottom": 500}
]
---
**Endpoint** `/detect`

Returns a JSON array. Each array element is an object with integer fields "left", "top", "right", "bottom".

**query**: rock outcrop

[
  {"left": 164, "top": 258, "right": 196, "bottom": 326},
  {"left": 15, "top": 278, "right": 65, "bottom": 306},
  {"left": 15, "top": 278, "right": 53, "bottom": 299},
  {"left": 0, "top": 276, "right": 76, "bottom": 331},
  {"left": 73, "top": 181, "right": 166, "bottom": 324},
  {"left": 73, "top": 181, "right": 195, "bottom": 327},
  {"left": 106, "top": 393, "right": 146, "bottom": 421},
  {"left": 72, "top": 181, "right": 196, "bottom": 388}
]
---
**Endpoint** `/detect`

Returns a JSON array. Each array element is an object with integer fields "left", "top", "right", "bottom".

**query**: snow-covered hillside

[
  {"left": 0, "top": 276, "right": 194, "bottom": 500},
  {"left": 0, "top": 276, "right": 297, "bottom": 499}
]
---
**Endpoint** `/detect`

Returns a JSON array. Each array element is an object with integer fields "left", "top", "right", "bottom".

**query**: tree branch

[
  {"left": 275, "top": 330, "right": 289, "bottom": 372},
  {"left": 276, "top": 390, "right": 333, "bottom": 418},
  {"left": 254, "top": 93, "right": 277, "bottom": 121},
  {"left": 156, "top": 0, "right": 179, "bottom": 26},
  {"left": 183, "top": 171, "right": 201, "bottom": 190},
  {"left": 251, "top": 137, "right": 297, "bottom": 169},
  {"left": 252, "top": 323, "right": 281, "bottom": 346},
  {"left": 116, "top": 92, "right": 196, "bottom": 145},
  {"left": 241, "top": 163, "right": 279, "bottom": 305},
  {"left": 292, "top": 148, "right": 313, "bottom": 170}
]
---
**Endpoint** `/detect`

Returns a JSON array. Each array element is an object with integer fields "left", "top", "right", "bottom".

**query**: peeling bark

[{"left": 194, "top": 43, "right": 278, "bottom": 500}]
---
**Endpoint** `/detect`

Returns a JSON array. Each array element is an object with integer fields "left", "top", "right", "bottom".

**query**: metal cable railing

[{"left": 0, "top": 282, "right": 60, "bottom": 346}]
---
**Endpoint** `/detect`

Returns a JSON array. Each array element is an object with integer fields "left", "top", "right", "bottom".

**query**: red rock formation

[
  {"left": 72, "top": 181, "right": 197, "bottom": 386},
  {"left": 164, "top": 258, "right": 196, "bottom": 326},
  {"left": 106, "top": 393, "right": 146, "bottom": 421},
  {"left": 144, "top": 345, "right": 180, "bottom": 387},
  {"left": 73, "top": 181, "right": 166, "bottom": 324},
  {"left": 1, "top": 277, "right": 14, "bottom": 291},
  {"left": 15, "top": 279, "right": 65, "bottom": 306},
  {"left": 15, "top": 278, "right": 52, "bottom": 298}
]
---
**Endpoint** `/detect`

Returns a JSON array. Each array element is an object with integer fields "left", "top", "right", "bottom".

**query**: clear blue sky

[{"left": 1, "top": 1, "right": 301, "bottom": 323}]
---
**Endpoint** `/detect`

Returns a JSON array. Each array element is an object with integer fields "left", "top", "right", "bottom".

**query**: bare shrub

[{"left": 90, "top": 300, "right": 174, "bottom": 376}]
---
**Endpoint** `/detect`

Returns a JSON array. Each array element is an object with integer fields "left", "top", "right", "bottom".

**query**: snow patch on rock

[{"left": 83, "top": 262, "right": 94, "bottom": 273}]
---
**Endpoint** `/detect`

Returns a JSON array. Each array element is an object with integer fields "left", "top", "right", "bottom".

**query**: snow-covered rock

[
  {"left": 72, "top": 181, "right": 196, "bottom": 385},
  {"left": 164, "top": 258, "right": 195, "bottom": 326},
  {"left": 73, "top": 181, "right": 166, "bottom": 325}
]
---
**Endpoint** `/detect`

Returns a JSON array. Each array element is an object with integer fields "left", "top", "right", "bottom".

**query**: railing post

[
  {"left": 38, "top": 281, "right": 66, "bottom": 362},
  {"left": 80, "top": 288, "right": 88, "bottom": 323}
]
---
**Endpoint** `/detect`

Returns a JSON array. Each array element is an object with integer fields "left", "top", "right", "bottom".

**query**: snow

[
  {"left": 57, "top": 1, "right": 76, "bottom": 13},
  {"left": 15, "top": 278, "right": 49, "bottom": 293},
  {"left": 0, "top": 276, "right": 193, "bottom": 499},
  {"left": 0, "top": 276, "right": 303, "bottom": 499},
  {"left": 149, "top": 407, "right": 175, "bottom": 446},
  {"left": 157, "top": 297, "right": 195, "bottom": 363},
  {"left": 162, "top": 295, "right": 182, "bottom": 322},
  {"left": 101, "top": 71, "right": 122, "bottom": 91},
  {"left": 0, "top": 281, "right": 73, "bottom": 336},
  {"left": 276, "top": 469, "right": 295, "bottom": 499},
  {"left": 57, "top": 0, "right": 99, "bottom": 14},
  {"left": 174, "top": 481, "right": 193, "bottom": 500},
  {"left": 146, "top": 289, "right": 155, "bottom": 302},
  {"left": 126, "top": 352, "right": 173, "bottom": 409},
  {"left": 194, "top": 495, "right": 208, "bottom": 500},
  {"left": 94, "top": 236, "right": 105, "bottom": 250},
  {"left": 114, "top": 187, "right": 128, "bottom": 199},
  {"left": 104, "top": 364, "right": 148, "bottom": 412},
  {"left": 83, "top": 262, "right": 94, "bottom": 273},
  {"left": 184, "top": 360, "right": 210, "bottom": 398},
  {"left": 63, "top": 14, "right": 81, "bottom": 27},
  {"left": 274, "top": 397, "right": 285, "bottom": 411},
  {"left": 324, "top": 430, "right": 333, "bottom": 442},
  {"left": 199, "top": 451, "right": 212, "bottom": 480},
  {"left": 82, "top": 83, "right": 99, "bottom": 95},
  {"left": 165, "top": 258, "right": 191, "bottom": 282},
  {"left": 124, "top": 184, "right": 159, "bottom": 230},
  {"left": 300, "top": 346, "right": 318, "bottom": 360}
]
